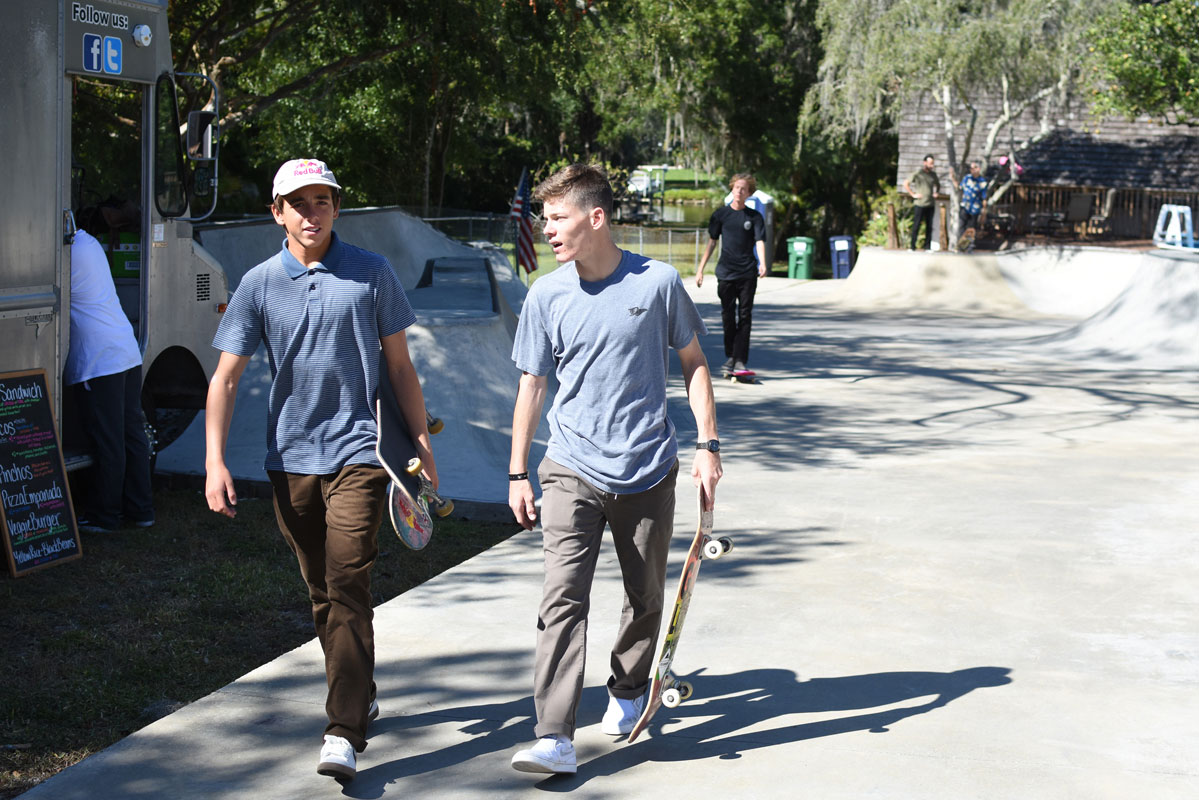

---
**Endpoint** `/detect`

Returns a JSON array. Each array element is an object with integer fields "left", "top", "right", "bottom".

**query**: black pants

[
  {"left": 72, "top": 365, "right": 154, "bottom": 528},
  {"left": 718, "top": 274, "right": 757, "bottom": 366},
  {"left": 959, "top": 209, "right": 980, "bottom": 232},
  {"left": 910, "top": 205, "right": 935, "bottom": 250}
]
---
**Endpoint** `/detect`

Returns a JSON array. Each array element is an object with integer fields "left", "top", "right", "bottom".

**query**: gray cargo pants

[{"left": 533, "top": 457, "right": 678, "bottom": 740}]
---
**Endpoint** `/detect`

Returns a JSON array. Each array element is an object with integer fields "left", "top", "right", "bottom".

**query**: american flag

[{"left": 510, "top": 168, "right": 537, "bottom": 274}]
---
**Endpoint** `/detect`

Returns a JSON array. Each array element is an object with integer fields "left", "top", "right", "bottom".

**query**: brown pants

[
  {"left": 533, "top": 458, "right": 678, "bottom": 739},
  {"left": 269, "top": 463, "right": 389, "bottom": 752}
]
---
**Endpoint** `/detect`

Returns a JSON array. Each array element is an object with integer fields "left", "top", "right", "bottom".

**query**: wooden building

[{"left": 897, "top": 94, "right": 1199, "bottom": 239}]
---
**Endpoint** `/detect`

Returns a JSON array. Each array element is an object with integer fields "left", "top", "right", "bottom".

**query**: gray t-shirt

[{"left": 512, "top": 250, "right": 707, "bottom": 494}]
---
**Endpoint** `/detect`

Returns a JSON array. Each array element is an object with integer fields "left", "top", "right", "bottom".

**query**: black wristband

[{"left": 508, "top": 472, "right": 530, "bottom": 482}]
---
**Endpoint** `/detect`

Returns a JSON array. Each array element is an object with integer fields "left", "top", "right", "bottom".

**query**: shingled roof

[
  {"left": 1014, "top": 129, "right": 1199, "bottom": 190},
  {"left": 897, "top": 93, "right": 1199, "bottom": 191}
]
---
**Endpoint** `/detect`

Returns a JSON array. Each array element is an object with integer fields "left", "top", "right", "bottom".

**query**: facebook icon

[
  {"left": 82, "top": 33, "right": 103, "bottom": 73},
  {"left": 103, "top": 36, "right": 122, "bottom": 75}
]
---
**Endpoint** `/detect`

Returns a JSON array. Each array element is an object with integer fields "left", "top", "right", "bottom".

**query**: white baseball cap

[{"left": 272, "top": 158, "right": 342, "bottom": 198}]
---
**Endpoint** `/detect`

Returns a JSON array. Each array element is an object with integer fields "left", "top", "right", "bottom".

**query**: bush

[{"left": 858, "top": 185, "right": 912, "bottom": 248}]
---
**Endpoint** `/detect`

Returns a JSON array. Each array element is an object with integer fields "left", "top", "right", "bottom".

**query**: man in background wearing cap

[{"left": 204, "top": 158, "right": 436, "bottom": 780}]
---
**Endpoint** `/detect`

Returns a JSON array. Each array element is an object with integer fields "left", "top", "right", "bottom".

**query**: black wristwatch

[{"left": 695, "top": 439, "right": 720, "bottom": 453}]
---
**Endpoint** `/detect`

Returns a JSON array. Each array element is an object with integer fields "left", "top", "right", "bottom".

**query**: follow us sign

[{"left": 82, "top": 33, "right": 122, "bottom": 75}]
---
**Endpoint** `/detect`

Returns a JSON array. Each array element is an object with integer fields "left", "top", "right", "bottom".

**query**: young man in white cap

[{"left": 204, "top": 158, "right": 436, "bottom": 780}]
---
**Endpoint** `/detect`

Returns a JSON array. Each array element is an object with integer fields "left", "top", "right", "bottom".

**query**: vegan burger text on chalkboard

[{"left": 0, "top": 369, "right": 82, "bottom": 577}]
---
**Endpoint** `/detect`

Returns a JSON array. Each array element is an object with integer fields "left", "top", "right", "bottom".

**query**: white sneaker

[
  {"left": 317, "top": 735, "right": 356, "bottom": 779},
  {"left": 511, "top": 735, "right": 576, "bottom": 774},
  {"left": 601, "top": 694, "right": 645, "bottom": 735}
]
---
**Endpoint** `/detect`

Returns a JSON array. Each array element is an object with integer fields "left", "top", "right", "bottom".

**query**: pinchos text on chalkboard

[{"left": 0, "top": 369, "right": 82, "bottom": 577}]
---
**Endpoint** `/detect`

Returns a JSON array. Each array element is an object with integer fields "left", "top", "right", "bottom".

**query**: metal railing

[{"left": 421, "top": 212, "right": 711, "bottom": 271}]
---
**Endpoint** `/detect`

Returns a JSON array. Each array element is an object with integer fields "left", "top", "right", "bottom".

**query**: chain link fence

[{"left": 419, "top": 209, "right": 713, "bottom": 273}]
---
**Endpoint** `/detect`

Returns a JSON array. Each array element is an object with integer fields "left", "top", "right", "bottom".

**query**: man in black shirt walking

[{"left": 696, "top": 173, "right": 767, "bottom": 377}]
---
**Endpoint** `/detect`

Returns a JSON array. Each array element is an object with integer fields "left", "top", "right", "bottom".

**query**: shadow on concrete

[
  {"left": 671, "top": 299, "right": 1199, "bottom": 473},
  {"left": 342, "top": 664, "right": 1011, "bottom": 793},
  {"left": 547, "top": 666, "right": 1013, "bottom": 790}
]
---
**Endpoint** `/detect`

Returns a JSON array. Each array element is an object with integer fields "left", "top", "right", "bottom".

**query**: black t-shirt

[{"left": 708, "top": 204, "right": 765, "bottom": 280}]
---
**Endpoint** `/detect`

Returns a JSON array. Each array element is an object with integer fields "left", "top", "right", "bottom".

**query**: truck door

[{"left": 0, "top": 0, "right": 67, "bottom": 413}]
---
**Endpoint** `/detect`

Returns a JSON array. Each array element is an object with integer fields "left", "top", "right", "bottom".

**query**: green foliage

[
  {"left": 665, "top": 188, "right": 724, "bottom": 203},
  {"left": 857, "top": 184, "right": 912, "bottom": 248},
  {"left": 1087, "top": 0, "right": 1199, "bottom": 125},
  {"left": 808, "top": 0, "right": 1114, "bottom": 149}
]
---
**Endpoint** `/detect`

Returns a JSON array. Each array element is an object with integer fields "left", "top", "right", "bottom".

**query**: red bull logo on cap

[
  {"left": 272, "top": 158, "right": 341, "bottom": 198},
  {"left": 292, "top": 159, "right": 324, "bottom": 176}
]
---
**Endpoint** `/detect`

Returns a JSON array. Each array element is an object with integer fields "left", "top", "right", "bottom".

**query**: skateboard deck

[
  {"left": 376, "top": 354, "right": 452, "bottom": 550},
  {"left": 724, "top": 368, "right": 756, "bottom": 384},
  {"left": 627, "top": 487, "right": 733, "bottom": 742}
]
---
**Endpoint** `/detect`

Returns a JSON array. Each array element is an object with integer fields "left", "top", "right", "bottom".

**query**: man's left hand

[{"left": 692, "top": 450, "right": 722, "bottom": 511}]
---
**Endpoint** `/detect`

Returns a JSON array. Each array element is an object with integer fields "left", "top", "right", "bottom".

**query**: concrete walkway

[{"left": 22, "top": 249, "right": 1199, "bottom": 798}]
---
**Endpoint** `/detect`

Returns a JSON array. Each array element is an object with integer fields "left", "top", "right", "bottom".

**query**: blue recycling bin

[{"left": 829, "top": 235, "right": 855, "bottom": 279}]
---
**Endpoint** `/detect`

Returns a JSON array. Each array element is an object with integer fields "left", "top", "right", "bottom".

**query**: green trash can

[{"left": 787, "top": 236, "right": 815, "bottom": 279}]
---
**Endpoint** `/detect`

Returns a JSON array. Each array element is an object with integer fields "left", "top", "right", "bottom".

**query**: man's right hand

[
  {"left": 509, "top": 479, "right": 537, "bottom": 530},
  {"left": 205, "top": 465, "right": 238, "bottom": 518}
]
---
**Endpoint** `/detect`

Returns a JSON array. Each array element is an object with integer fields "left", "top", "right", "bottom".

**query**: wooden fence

[{"left": 986, "top": 185, "right": 1199, "bottom": 239}]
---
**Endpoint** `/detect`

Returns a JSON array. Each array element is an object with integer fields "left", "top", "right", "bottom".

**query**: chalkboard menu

[{"left": 0, "top": 369, "right": 82, "bottom": 577}]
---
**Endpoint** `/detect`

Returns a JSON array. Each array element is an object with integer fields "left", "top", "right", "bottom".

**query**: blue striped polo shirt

[{"left": 213, "top": 232, "right": 415, "bottom": 474}]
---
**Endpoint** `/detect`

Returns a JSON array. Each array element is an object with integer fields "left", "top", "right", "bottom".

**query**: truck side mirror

[{"left": 186, "top": 110, "right": 217, "bottom": 161}]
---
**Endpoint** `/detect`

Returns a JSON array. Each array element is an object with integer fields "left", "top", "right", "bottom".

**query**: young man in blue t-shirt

[
  {"left": 507, "top": 163, "right": 722, "bottom": 775},
  {"left": 695, "top": 173, "right": 767, "bottom": 376},
  {"left": 204, "top": 159, "right": 436, "bottom": 780}
]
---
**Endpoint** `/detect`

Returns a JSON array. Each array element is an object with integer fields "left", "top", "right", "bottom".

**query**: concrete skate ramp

[
  {"left": 157, "top": 209, "right": 545, "bottom": 512},
  {"left": 993, "top": 246, "right": 1141, "bottom": 317},
  {"left": 838, "top": 246, "right": 1139, "bottom": 318},
  {"left": 837, "top": 249, "right": 1027, "bottom": 313},
  {"left": 1041, "top": 249, "right": 1199, "bottom": 368},
  {"left": 194, "top": 206, "right": 477, "bottom": 291}
]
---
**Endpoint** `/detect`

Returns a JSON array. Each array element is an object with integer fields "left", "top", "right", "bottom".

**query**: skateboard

[
  {"left": 627, "top": 487, "right": 733, "bottom": 743},
  {"left": 724, "top": 367, "right": 756, "bottom": 384},
  {"left": 376, "top": 355, "right": 453, "bottom": 550}
]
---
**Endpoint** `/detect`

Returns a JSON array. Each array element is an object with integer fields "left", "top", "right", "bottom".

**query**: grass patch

[
  {"left": 0, "top": 485, "right": 520, "bottom": 798},
  {"left": 664, "top": 188, "right": 722, "bottom": 204}
]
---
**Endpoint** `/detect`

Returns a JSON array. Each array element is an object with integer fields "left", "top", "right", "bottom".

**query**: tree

[
  {"left": 578, "top": 0, "right": 820, "bottom": 180},
  {"left": 1088, "top": 0, "right": 1199, "bottom": 126},
  {"left": 170, "top": 0, "right": 590, "bottom": 214},
  {"left": 809, "top": 0, "right": 1118, "bottom": 249}
]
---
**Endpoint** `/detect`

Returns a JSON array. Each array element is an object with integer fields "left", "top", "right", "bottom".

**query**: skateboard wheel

[
  {"left": 662, "top": 687, "right": 683, "bottom": 708},
  {"left": 719, "top": 536, "right": 734, "bottom": 555},
  {"left": 406, "top": 457, "right": 422, "bottom": 476},
  {"left": 678, "top": 681, "right": 694, "bottom": 701},
  {"left": 703, "top": 538, "right": 724, "bottom": 560},
  {"left": 428, "top": 416, "right": 444, "bottom": 435},
  {"left": 432, "top": 498, "right": 454, "bottom": 517}
]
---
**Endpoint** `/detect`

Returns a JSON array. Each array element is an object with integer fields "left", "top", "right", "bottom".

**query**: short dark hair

[
  {"left": 271, "top": 187, "right": 341, "bottom": 214},
  {"left": 923, "top": 154, "right": 935, "bottom": 162},
  {"left": 534, "top": 163, "right": 613, "bottom": 218},
  {"left": 729, "top": 173, "right": 757, "bottom": 194}
]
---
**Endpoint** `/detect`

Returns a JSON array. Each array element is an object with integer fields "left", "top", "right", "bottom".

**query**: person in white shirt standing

[{"left": 65, "top": 227, "right": 154, "bottom": 532}]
